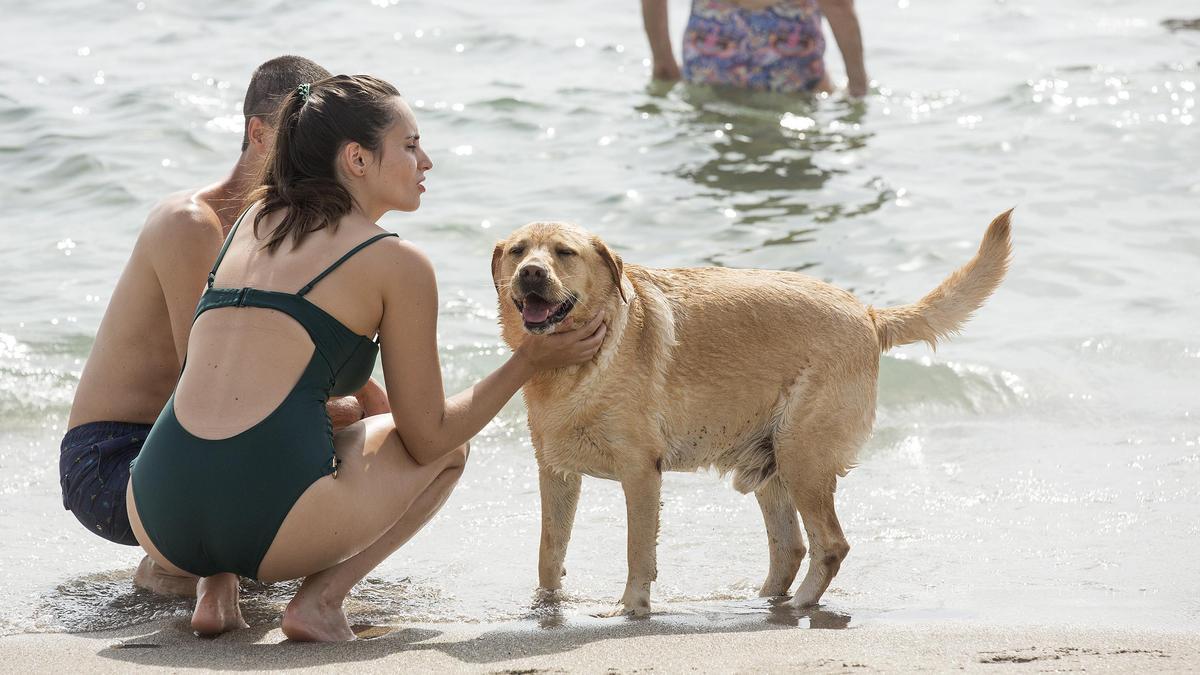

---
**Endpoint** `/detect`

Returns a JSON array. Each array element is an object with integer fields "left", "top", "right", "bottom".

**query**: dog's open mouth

[{"left": 514, "top": 293, "right": 575, "bottom": 332}]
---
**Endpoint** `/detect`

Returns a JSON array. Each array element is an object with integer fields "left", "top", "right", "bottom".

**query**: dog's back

[{"left": 620, "top": 264, "right": 880, "bottom": 488}]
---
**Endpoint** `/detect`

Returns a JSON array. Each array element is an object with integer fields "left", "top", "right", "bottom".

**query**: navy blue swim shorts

[{"left": 60, "top": 421, "right": 152, "bottom": 546}]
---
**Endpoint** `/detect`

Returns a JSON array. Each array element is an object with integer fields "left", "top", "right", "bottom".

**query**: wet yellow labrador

[{"left": 491, "top": 211, "right": 1012, "bottom": 615}]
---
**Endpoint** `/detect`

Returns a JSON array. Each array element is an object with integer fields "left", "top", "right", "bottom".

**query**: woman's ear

[
  {"left": 341, "top": 142, "right": 369, "bottom": 177},
  {"left": 591, "top": 237, "right": 627, "bottom": 303}
]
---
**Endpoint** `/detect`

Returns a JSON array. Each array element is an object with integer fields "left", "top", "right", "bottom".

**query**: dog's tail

[{"left": 870, "top": 209, "right": 1013, "bottom": 352}]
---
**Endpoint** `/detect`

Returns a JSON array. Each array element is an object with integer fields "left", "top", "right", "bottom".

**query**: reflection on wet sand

[
  {"left": 38, "top": 567, "right": 852, "bottom": 644},
  {"left": 34, "top": 570, "right": 447, "bottom": 634},
  {"left": 766, "top": 597, "right": 853, "bottom": 629},
  {"left": 528, "top": 591, "right": 852, "bottom": 631}
]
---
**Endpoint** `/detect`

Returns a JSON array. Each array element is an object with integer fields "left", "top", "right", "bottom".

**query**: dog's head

[{"left": 492, "top": 221, "right": 627, "bottom": 338}]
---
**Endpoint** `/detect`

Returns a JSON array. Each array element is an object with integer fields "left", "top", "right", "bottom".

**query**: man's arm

[
  {"left": 642, "top": 0, "right": 681, "bottom": 81},
  {"left": 355, "top": 377, "right": 390, "bottom": 416},
  {"left": 149, "top": 204, "right": 226, "bottom": 368},
  {"left": 818, "top": 0, "right": 868, "bottom": 97},
  {"left": 326, "top": 378, "right": 388, "bottom": 431},
  {"left": 327, "top": 396, "right": 365, "bottom": 429}
]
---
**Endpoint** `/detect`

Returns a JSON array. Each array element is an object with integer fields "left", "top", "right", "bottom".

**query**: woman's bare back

[{"left": 173, "top": 207, "right": 392, "bottom": 440}]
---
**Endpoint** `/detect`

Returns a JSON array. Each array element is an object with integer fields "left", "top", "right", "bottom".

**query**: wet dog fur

[{"left": 491, "top": 211, "right": 1013, "bottom": 614}]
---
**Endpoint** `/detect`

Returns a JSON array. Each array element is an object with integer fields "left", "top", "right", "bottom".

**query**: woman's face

[{"left": 367, "top": 97, "right": 433, "bottom": 213}]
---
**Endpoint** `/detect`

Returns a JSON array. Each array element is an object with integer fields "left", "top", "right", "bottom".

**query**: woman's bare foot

[
  {"left": 133, "top": 556, "right": 197, "bottom": 597},
  {"left": 281, "top": 584, "right": 355, "bottom": 642},
  {"left": 191, "top": 573, "right": 248, "bottom": 637}
]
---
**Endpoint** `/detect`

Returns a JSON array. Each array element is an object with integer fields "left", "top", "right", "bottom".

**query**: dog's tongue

[{"left": 521, "top": 297, "right": 558, "bottom": 324}]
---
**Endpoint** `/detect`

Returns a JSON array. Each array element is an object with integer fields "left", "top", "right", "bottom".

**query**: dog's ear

[
  {"left": 490, "top": 242, "right": 504, "bottom": 294},
  {"left": 592, "top": 236, "right": 627, "bottom": 304}
]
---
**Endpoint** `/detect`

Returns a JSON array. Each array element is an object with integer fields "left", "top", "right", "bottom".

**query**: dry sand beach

[
  {"left": 3, "top": 617, "right": 1198, "bottom": 673},
  {"left": 8, "top": 573, "right": 1199, "bottom": 672}
]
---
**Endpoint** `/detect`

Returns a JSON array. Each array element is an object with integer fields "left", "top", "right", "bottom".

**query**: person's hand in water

[
  {"left": 652, "top": 59, "right": 682, "bottom": 82},
  {"left": 819, "top": 0, "right": 868, "bottom": 98},
  {"left": 642, "top": 0, "right": 681, "bottom": 83},
  {"left": 518, "top": 312, "right": 607, "bottom": 371}
]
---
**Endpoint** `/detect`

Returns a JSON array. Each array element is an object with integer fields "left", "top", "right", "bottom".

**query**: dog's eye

[
  {"left": 509, "top": 246, "right": 525, "bottom": 256},
  {"left": 556, "top": 249, "right": 576, "bottom": 257}
]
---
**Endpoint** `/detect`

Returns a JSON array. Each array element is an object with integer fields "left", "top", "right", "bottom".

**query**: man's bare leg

[{"left": 133, "top": 555, "right": 198, "bottom": 597}]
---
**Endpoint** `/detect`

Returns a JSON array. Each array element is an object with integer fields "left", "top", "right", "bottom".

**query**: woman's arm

[
  {"left": 642, "top": 0, "right": 681, "bottom": 81},
  {"left": 817, "top": 0, "right": 868, "bottom": 97},
  {"left": 378, "top": 241, "right": 605, "bottom": 464}
]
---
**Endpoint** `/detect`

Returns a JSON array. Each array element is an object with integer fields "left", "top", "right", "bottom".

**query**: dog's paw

[
  {"left": 625, "top": 602, "right": 651, "bottom": 617},
  {"left": 532, "top": 587, "right": 566, "bottom": 607}
]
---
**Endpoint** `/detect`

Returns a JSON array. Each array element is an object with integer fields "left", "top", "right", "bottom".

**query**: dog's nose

[{"left": 519, "top": 264, "right": 547, "bottom": 282}]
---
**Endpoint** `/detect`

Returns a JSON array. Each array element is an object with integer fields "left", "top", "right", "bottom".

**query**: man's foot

[
  {"left": 133, "top": 556, "right": 197, "bottom": 597},
  {"left": 281, "top": 585, "right": 355, "bottom": 642},
  {"left": 191, "top": 573, "right": 248, "bottom": 637}
]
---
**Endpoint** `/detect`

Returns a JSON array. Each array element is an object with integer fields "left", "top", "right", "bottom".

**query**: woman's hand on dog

[{"left": 517, "top": 313, "right": 607, "bottom": 371}]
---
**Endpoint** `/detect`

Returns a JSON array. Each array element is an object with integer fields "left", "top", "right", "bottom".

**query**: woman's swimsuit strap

[
  {"left": 207, "top": 206, "right": 253, "bottom": 288},
  {"left": 297, "top": 233, "right": 399, "bottom": 296}
]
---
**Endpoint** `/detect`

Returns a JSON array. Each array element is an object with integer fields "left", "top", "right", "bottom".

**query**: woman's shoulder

[{"left": 356, "top": 234, "right": 437, "bottom": 284}]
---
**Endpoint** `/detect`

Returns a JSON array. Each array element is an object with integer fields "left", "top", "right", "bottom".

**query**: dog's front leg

[
  {"left": 617, "top": 464, "right": 662, "bottom": 616},
  {"left": 538, "top": 463, "right": 582, "bottom": 591}
]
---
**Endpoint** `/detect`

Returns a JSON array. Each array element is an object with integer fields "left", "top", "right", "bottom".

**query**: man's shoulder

[{"left": 140, "top": 190, "right": 225, "bottom": 244}]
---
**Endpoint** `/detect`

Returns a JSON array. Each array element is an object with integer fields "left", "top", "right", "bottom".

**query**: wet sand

[{"left": 2, "top": 617, "right": 1196, "bottom": 673}]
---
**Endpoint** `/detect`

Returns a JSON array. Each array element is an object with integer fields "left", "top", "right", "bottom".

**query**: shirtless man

[{"left": 60, "top": 55, "right": 383, "bottom": 594}]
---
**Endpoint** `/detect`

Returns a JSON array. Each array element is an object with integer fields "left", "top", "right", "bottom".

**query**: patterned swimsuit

[{"left": 682, "top": 0, "right": 827, "bottom": 93}]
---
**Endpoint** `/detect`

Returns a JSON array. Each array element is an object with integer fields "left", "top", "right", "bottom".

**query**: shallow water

[{"left": 1, "top": 0, "right": 1198, "bottom": 636}]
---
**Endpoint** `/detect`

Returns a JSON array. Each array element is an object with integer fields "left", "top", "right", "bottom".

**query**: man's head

[{"left": 241, "top": 55, "right": 331, "bottom": 153}]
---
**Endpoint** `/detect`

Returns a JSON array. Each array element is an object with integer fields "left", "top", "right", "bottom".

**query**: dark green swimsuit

[{"left": 130, "top": 210, "right": 397, "bottom": 579}]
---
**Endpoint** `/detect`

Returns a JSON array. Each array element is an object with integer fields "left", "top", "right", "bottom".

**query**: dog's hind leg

[
  {"left": 538, "top": 464, "right": 582, "bottom": 591},
  {"left": 773, "top": 367, "right": 873, "bottom": 607},
  {"left": 754, "top": 477, "right": 805, "bottom": 597},
  {"left": 788, "top": 479, "right": 849, "bottom": 607},
  {"left": 774, "top": 414, "right": 865, "bottom": 608}
]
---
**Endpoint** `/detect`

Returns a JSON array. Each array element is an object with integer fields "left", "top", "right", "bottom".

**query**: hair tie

[{"left": 297, "top": 83, "right": 311, "bottom": 102}]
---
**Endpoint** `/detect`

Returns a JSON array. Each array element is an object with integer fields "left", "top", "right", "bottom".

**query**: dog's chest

[{"left": 533, "top": 424, "right": 620, "bottom": 479}]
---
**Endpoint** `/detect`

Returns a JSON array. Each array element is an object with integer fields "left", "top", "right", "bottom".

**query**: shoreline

[{"left": 3, "top": 615, "right": 1197, "bottom": 673}]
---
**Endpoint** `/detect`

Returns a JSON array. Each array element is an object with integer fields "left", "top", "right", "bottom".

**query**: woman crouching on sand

[{"left": 124, "top": 74, "right": 606, "bottom": 641}]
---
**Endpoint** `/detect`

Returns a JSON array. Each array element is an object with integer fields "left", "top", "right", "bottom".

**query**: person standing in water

[
  {"left": 59, "top": 56, "right": 387, "bottom": 596},
  {"left": 126, "top": 75, "right": 607, "bottom": 640},
  {"left": 642, "top": 0, "right": 868, "bottom": 96}
]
